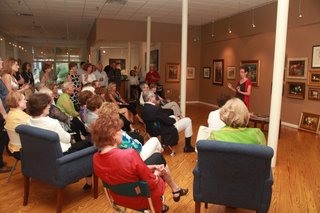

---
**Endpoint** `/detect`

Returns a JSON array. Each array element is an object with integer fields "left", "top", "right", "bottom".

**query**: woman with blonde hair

[
  {"left": 1, "top": 57, "right": 29, "bottom": 92},
  {"left": 108, "top": 82, "right": 144, "bottom": 123},
  {"left": 208, "top": 98, "right": 266, "bottom": 145},
  {"left": 4, "top": 91, "right": 30, "bottom": 158}
]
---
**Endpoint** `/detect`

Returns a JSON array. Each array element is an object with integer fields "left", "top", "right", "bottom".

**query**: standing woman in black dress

[{"left": 67, "top": 62, "right": 81, "bottom": 111}]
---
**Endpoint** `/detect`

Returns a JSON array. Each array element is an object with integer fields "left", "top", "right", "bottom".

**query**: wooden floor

[{"left": 0, "top": 103, "right": 319, "bottom": 213}]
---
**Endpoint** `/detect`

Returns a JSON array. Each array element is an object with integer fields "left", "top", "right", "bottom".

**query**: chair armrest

[
  {"left": 193, "top": 163, "right": 202, "bottom": 200},
  {"left": 56, "top": 146, "right": 97, "bottom": 165}
]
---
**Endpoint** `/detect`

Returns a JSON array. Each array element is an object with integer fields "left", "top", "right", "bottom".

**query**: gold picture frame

[
  {"left": 165, "top": 63, "right": 180, "bottom": 82},
  {"left": 299, "top": 112, "right": 320, "bottom": 134}
]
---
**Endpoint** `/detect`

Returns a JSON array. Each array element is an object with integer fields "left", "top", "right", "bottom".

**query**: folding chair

[{"left": 102, "top": 180, "right": 156, "bottom": 213}]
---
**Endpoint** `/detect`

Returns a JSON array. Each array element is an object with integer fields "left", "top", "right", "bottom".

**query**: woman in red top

[
  {"left": 91, "top": 114, "right": 168, "bottom": 212},
  {"left": 145, "top": 64, "right": 160, "bottom": 84},
  {"left": 227, "top": 66, "right": 252, "bottom": 109}
]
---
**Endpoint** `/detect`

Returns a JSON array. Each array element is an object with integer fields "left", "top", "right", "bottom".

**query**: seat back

[
  {"left": 144, "top": 121, "right": 161, "bottom": 137},
  {"left": 6, "top": 128, "right": 22, "bottom": 152},
  {"left": 16, "top": 125, "right": 63, "bottom": 184},
  {"left": 102, "top": 180, "right": 155, "bottom": 212},
  {"left": 194, "top": 140, "right": 274, "bottom": 212}
]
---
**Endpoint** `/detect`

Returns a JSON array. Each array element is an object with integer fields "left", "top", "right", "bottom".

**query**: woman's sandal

[
  {"left": 172, "top": 188, "right": 188, "bottom": 202},
  {"left": 161, "top": 204, "right": 169, "bottom": 213}
]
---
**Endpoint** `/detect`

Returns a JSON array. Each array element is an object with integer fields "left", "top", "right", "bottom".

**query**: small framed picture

[
  {"left": 312, "top": 45, "right": 320, "bottom": 68},
  {"left": 213, "top": 59, "right": 224, "bottom": 85},
  {"left": 240, "top": 60, "right": 260, "bottom": 87},
  {"left": 187, "top": 67, "right": 195, "bottom": 80},
  {"left": 307, "top": 70, "right": 320, "bottom": 86},
  {"left": 166, "top": 63, "right": 180, "bottom": 83},
  {"left": 299, "top": 112, "right": 320, "bottom": 134},
  {"left": 287, "top": 82, "right": 305, "bottom": 99},
  {"left": 203, "top": 67, "right": 211, "bottom": 79},
  {"left": 287, "top": 58, "right": 308, "bottom": 79},
  {"left": 227, "top": 66, "right": 236, "bottom": 80},
  {"left": 308, "top": 87, "right": 320, "bottom": 101}
]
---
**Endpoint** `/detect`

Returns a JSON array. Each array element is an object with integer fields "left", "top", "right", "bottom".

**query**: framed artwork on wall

[
  {"left": 187, "top": 67, "right": 195, "bottom": 79},
  {"left": 227, "top": 66, "right": 236, "bottom": 79},
  {"left": 287, "top": 57, "right": 308, "bottom": 79},
  {"left": 307, "top": 70, "right": 320, "bottom": 86},
  {"left": 203, "top": 67, "right": 211, "bottom": 79},
  {"left": 299, "top": 112, "right": 320, "bottom": 134},
  {"left": 109, "top": 58, "right": 126, "bottom": 70},
  {"left": 308, "top": 87, "right": 320, "bottom": 101},
  {"left": 312, "top": 45, "right": 320, "bottom": 68},
  {"left": 165, "top": 63, "right": 180, "bottom": 82},
  {"left": 286, "top": 82, "right": 305, "bottom": 99},
  {"left": 240, "top": 60, "right": 260, "bottom": 87},
  {"left": 212, "top": 59, "right": 224, "bottom": 85}
]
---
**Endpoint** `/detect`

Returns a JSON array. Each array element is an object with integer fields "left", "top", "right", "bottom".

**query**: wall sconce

[{"left": 211, "top": 20, "right": 215, "bottom": 37}]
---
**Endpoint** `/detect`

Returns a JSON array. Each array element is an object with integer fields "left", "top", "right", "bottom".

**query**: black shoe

[
  {"left": 161, "top": 204, "right": 169, "bottom": 213},
  {"left": 82, "top": 183, "right": 92, "bottom": 191},
  {"left": 172, "top": 188, "right": 188, "bottom": 202},
  {"left": 184, "top": 146, "right": 195, "bottom": 153}
]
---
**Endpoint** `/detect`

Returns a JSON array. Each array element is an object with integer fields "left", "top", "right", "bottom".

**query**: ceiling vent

[
  {"left": 105, "top": 0, "right": 128, "bottom": 5},
  {"left": 16, "top": 13, "right": 34, "bottom": 17}
]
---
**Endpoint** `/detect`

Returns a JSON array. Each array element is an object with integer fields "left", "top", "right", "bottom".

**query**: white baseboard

[{"left": 281, "top": 121, "right": 298, "bottom": 129}]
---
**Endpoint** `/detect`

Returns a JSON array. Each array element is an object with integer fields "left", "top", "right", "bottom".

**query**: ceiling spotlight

[
  {"left": 9, "top": 42, "right": 11, "bottom": 44},
  {"left": 298, "top": 0, "right": 303, "bottom": 18},
  {"left": 211, "top": 33, "right": 215, "bottom": 37},
  {"left": 252, "top": 9, "right": 256, "bottom": 28},
  {"left": 298, "top": 13, "right": 302, "bottom": 18},
  {"left": 102, "top": 50, "right": 106, "bottom": 54},
  {"left": 0, "top": 38, "right": 3, "bottom": 41},
  {"left": 228, "top": 28, "right": 232, "bottom": 34},
  {"left": 252, "top": 23, "right": 256, "bottom": 28}
]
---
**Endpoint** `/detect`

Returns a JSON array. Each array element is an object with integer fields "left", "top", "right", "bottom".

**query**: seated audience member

[
  {"left": 78, "top": 90, "right": 94, "bottom": 123},
  {"left": 38, "top": 87, "right": 71, "bottom": 131},
  {"left": 141, "top": 90, "right": 195, "bottom": 152},
  {"left": 108, "top": 82, "right": 144, "bottom": 123},
  {"left": 207, "top": 98, "right": 266, "bottom": 145},
  {"left": 49, "top": 83, "right": 60, "bottom": 103},
  {"left": 27, "top": 93, "right": 93, "bottom": 190},
  {"left": 139, "top": 82, "right": 149, "bottom": 106},
  {"left": 91, "top": 80, "right": 101, "bottom": 90},
  {"left": 150, "top": 83, "right": 182, "bottom": 117},
  {"left": 4, "top": 92, "right": 30, "bottom": 158},
  {"left": 207, "top": 94, "right": 231, "bottom": 130},
  {"left": 85, "top": 95, "right": 104, "bottom": 128},
  {"left": 94, "top": 87, "right": 107, "bottom": 101},
  {"left": 81, "top": 83, "right": 95, "bottom": 94},
  {"left": 91, "top": 117, "right": 187, "bottom": 212},
  {"left": 56, "top": 82, "right": 89, "bottom": 141}
]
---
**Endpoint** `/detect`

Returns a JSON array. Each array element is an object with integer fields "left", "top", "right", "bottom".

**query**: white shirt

[
  {"left": 93, "top": 70, "right": 108, "bottom": 87},
  {"left": 207, "top": 109, "right": 226, "bottom": 130},
  {"left": 81, "top": 73, "right": 96, "bottom": 85},
  {"left": 77, "top": 68, "right": 84, "bottom": 77},
  {"left": 129, "top": 75, "right": 139, "bottom": 86},
  {"left": 27, "top": 116, "right": 71, "bottom": 152}
]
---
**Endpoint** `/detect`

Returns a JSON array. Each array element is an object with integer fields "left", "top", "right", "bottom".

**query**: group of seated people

[{"left": 1, "top": 58, "right": 267, "bottom": 213}]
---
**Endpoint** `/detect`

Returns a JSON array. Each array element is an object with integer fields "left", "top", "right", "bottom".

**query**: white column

[
  {"left": 180, "top": 0, "right": 188, "bottom": 116},
  {"left": 268, "top": 0, "right": 290, "bottom": 167},
  {"left": 146, "top": 16, "right": 151, "bottom": 73}
]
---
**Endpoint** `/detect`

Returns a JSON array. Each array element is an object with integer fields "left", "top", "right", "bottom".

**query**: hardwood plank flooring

[{"left": 0, "top": 103, "right": 319, "bottom": 213}]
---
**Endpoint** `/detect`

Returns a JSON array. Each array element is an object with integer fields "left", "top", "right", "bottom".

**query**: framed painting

[
  {"left": 166, "top": 63, "right": 180, "bottom": 82},
  {"left": 308, "top": 87, "right": 320, "bottom": 101},
  {"left": 287, "top": 57, "right": 308, "bottom": 79},
  {"left": 240, "top": 60, "right": 260, "bottom": 87},
  {"left": 307, "top": 70, "right": 320, "bottom": 86},
  {"left": 287, "top": 82, "right": 305, "bottom": 100},
  {"left": 187, "top": 67, "right": 195, "bottom": 79},
  {"left": 299, "top": 112, "right": 320, "bottom": 134},
  {"left": 212, "top": 59, "right": 224, "bottom": 85},
  {"left": 203, "top": 67, "right": 211, "bottom": 79},
  {"left": 227, "top": 66, "right": 236, "bottom": 80},
  {"left": 312, "top": 45, "right": 320, "bottom": 68}
]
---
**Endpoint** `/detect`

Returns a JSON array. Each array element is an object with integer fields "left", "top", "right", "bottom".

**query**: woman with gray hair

[{"left": 207, "top": 98, "right": 266, "bottom": 145}]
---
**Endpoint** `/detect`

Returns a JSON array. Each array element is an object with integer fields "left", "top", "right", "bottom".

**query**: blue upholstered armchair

[
  {"left": 16, "top": 125, "right": 98, "bottom": 213},
  {"left": 193, "top": 140, "right": 274, "bottom": 213}
]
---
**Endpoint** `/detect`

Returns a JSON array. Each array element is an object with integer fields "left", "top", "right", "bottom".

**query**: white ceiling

[{"left": 0, "top": 0, "right": 276, "bottom": 42}]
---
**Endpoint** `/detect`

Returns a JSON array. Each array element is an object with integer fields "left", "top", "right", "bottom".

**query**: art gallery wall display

[
  {"left": 286, "top": 82, "right": 305, "bottom": 100},
  {"left": 165, "top": 63, "right": 180, "bottom": 82},
  {"left": 213, "top": 59, "right": 224, "bottom": 85},
  {"left": 187, "top": 67, "right": 196, "bottom": 80},
  {"left": 240, "top": 60, "right": 260, "bottom": 87},
  {"left": 312, "top": 45, "right": 320, "bottom": 68},
  {"left": 299, "top": 112, "right": 320, "bottom": 134},
  {"left": 203, "top": 67, "right": 211, "bottom": 79},
  {"left": 227, "top": 66, "right": 236, "bottom": 80},
  {"left": 307, "top": 70, "right": 320, "bottom": 86},
  {"left": 287, "top": 58, "right": 308, "bottom": 79},
  {"left": 308, "top": 87, "right": 320, "bottom": 101}
]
